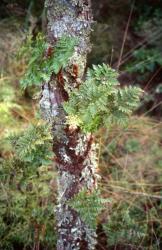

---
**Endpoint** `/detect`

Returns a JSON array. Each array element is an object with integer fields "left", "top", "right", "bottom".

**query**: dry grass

[{"left": 97, "top": 116, "right": 162, "bottom": 249}]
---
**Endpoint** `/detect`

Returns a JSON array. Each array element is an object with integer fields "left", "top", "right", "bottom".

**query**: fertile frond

[
  {"left": 20, "top": 34, "right": 77, "bottom": 88},
  {"left": 64, "top": 64, "right": 142, "bottom": 132}
]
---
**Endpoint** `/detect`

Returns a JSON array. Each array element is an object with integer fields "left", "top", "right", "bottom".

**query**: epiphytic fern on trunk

[{"left": 20, "top": 0, "right": 142, "bottom": 249}]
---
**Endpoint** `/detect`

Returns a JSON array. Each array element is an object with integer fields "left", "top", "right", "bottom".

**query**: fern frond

[
  {"left": 87, "top": 63, "right": 119, "bottom": 86},
  {"left": 20, "top": 34, "right": 77, "bottom": 89},
  {"left": 68, "top": 189, "right": 111, "bottom": 229},
  {"left": 64, "top": 64, "right": 142, "bottom": 132},
  {"left": 116, "top": 86, "right": 142, "bottom": 113},
  {"left": 9, "top": 124, "right": 53, "bottom": 165}
]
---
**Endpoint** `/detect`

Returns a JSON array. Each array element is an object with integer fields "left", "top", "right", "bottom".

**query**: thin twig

[
  {"left": 144, "top": 67, "right": 161, "bottom": 91},
  {"left": 104, "top": 185, "right": 162, "bottom": 200},
  {"left": 110, "top": 46, "right": 114, "bottom": 67},
  {"left": 118, "top": 26, "right": 162, "bottom": 67},
  {"left": 144, "top": 101, "right": 162, "bottom": 116},
  {"left": 117, "top": 0, "right": 135, "bottom": 70}
]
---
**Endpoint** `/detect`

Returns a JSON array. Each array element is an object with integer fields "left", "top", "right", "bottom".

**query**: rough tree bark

[{"left": 40, "top": 0, "right": 99, "bottom": 249}]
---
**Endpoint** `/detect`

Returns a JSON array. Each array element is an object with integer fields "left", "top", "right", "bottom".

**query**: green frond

[
  {"left": 20, "top": 34, "right": 77, "bottom": 89},
  {"left": 64, "top": 64, "right": 142, "bottom": 132},
  {"left": 68, "top": 189, "right": 111, "bottom": 229},
  {"left": 87, "top": 63, "right": 119, "bottom": 86},
  {"left": 117, "top": 86, "right": 142, "bottom": 111},
  {"left": 9, "top": 124, "right": 53, "bottom": 166}
]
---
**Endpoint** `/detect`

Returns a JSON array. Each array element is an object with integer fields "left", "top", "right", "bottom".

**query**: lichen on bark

[{"left": 40, "top": 0, "right": 99, "bottom": 249}]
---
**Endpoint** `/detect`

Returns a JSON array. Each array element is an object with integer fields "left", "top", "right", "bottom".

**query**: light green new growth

[
  {"left": 20, "top": 34, "right": 77, "bottom": 89},
  {"left": 68, "top": 189, "right": 111, "bottom": 229},
  {"left": 63, "top": 64, "right": 142, "bottom": 132}
]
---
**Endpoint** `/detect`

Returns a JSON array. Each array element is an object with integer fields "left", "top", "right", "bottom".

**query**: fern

[
  {"left": 64, "top": 64, "right": 142, "bottom": 132},
  {"left": 68, "top": 189, "right": 111, "bottom": 229},
  {"left": 0, "top": 122, "right": 56, "bottom": 250},
  {"left": 20, "top": 34, "right": 77, "bottom": 89},
  {"left": 0, "top": 156, "right": 56, "bottom": 250},
  {"left": 9, "top": 124, "right": 53, "bottom": 166}
]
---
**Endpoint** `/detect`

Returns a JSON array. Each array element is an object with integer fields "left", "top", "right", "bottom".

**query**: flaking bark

[{"left": 40, "top": 1, "right": 99, "bottom": 249}]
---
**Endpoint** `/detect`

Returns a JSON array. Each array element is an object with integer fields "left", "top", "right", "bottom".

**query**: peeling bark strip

[{"left": 40, "top": 0, "right": 99, "bottom": 249}]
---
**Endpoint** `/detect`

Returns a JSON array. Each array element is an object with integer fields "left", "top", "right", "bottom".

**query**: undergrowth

[
  {"left": 0, "top": 124, "right": 56, "bottom": 250},
  {"left": 99, "top": 117, "right": 162, "bottom": 249}
]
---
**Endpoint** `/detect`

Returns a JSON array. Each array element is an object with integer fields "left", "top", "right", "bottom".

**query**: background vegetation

[{"left": 0, "top": 0, "right": 162, "bottom": 249}]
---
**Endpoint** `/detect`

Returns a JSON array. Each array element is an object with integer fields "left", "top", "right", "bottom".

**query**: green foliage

[
  {"left": 20, "top": 34, "right": 77, "bottom": 89},
  {"left": 0, "top": 159, "right": 57, "bottom": 250},
  {"left": 135, "top": 5, "right": 162, "bottom": 32},
  {"left": 127, "top": 5, "right": 162, "bottom": 79},
  {"left": 125, "top": 138, "right": 141, "bottom": 153},
  {"left": 9, "top": 123, "right": 52, "bottom": 166},
  {"left": 103, "top": 203, "right": 148, "bottom": 246},
  {"left": 100, "top": 117, "right": 162, "bottom": 249},
  {"left": 0, "top": 124, "right": 56, "bottom": 250},
  {"left": 127, "top": 48, "right": 162, "bottom": 74},
  {"left": 68, "top": 189, "right": 110, "bottom": 229},
  {"left": 64, "top": 64, "right": 142, "bottom": 132}
]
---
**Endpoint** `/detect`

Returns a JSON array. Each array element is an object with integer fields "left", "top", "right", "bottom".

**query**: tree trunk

[{"left": 40, "top": 0, "right": 98, "bottom": 249}]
